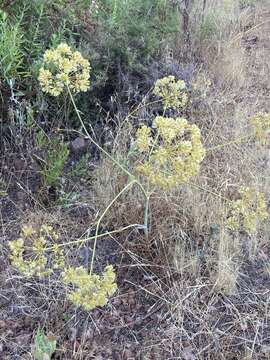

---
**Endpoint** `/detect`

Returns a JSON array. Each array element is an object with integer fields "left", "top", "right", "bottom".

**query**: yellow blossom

[
  {"left": 21, "top": 225, "right": 35, "bottom": 237},
  {"left": 136, "top": 125, "right": 152, "bottom": 152},
  {"left": 9, "top": 224, "right": 63, "bottom": 277},
  {"left": 39, "top": 43, "right": 90, "bottom": 96},
  {"left": 250, "top": 112, "right": 270, "bottom": 145},
  {"left": 135, "top": 116, "right": 205, "bottom": 189},
  {"left": 227, "top": 187, "right": 268, "bottom": 234},
  {"left": 62, "top": 265, "right": 117, "bottom": 311},
  {"left": 153, "top": 76, "right": 188, "bottom": 110}
]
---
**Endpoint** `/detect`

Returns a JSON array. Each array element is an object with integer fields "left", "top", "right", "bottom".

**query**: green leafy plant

[
  {"left": 68, "top": 153, "right": 90, "bottom": 179},
  {"left": 0, "top": 10, "right": 24, "bottom": 82},
  {"left": 41, "top": 136, "right": 69, "bottom": 187},
  {"left": 32, "top": 328, "right": 56, "bottom": 360},
  {"left": 35, "top": 130, "right": 48, "bottom": 149},
  {"left": 77, "top": 0, "right": 179, "bottom": 71}
]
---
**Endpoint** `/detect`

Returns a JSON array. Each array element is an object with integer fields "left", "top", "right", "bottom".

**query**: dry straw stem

[{"left": 215, "top": 229, "right": 239, "bottom": 295}]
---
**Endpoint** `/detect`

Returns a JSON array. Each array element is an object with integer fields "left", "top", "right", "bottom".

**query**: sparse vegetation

[
  {"left": 40, "top": 136, "right": 69, "bottom": 188},
  {"left": 32, "top": 328, "right": 56, "bottom": 360},
  {"left": 1, "top": 1, "right": 270, "bottom": 359}
]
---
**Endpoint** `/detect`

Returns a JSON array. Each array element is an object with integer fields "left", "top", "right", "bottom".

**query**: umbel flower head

[
  {"left": 62, "top": 265, "right": 117, "bottom": 311},
  {"left": 153, "top": 75, "right": 188, "bottom": 110},
  {"left": 227, "top": 187, "right": 268, "bottom": 234},
  {"left": 8, "top": 224, "right": 64, "bottom": 277},
  {"left": 135, "top": 116, "right": 205, "bottom": 188},
  {"left": 38, "top": 43, "right": 90, "bottom": 96},
  {"left": 250, "top": 112, "right": 270, "bottom": 145}
]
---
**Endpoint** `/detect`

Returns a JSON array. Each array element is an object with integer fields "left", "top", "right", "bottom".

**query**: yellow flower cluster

[
  {"left": 8, "top": 224, "right": 64, "bottom": 277},
  {"left": 135, "top": 116, "right": 205, "bottom": 188},
  {"left": 38, "top": 43, "right": 90, "bottom": 96},
  {"left": 153, "top": 76, "right": 188, "bottom": 110},
  {"left": 136, "top": 125, "right": 152, "bottom": 152},
  {"left": 9, "top": 224, "right": 117, "bottom": 311},
  {"left": 227, "top": 187, "right": 268, "bottom": 234},
  {"left": 250, "top": 112, "right": 270, "bottom": 145},
  {"left": 62, "top": 265, "right": 117, "bottom": 311}
]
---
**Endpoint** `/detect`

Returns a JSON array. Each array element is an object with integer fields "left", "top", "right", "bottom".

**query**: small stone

[
  {"left": 15, "top": 333, "right": 31, "bottom": 346},
  {"left": 262, "top": 345, "right": 270, "bottom": 354},
  {"left": 123, "top": 348, "right": 134, "bottom": 359},
  {"left": 68, "top": 205, "right": 90, "bottom": 218},
  {"left": 0, "top": 320, "right": 6, "bottom": 329},
  {"left": 70, "top": 137, "right": 87, "bottom": 154},
  {"left": 16, "top": 191, "right": 27, "bottom": 202},
  {"left": 182, "top": 346, "right": 196, "bottom": 360},
  {"left": 13, "top": 158, "right": 26, "bottom": 172}
]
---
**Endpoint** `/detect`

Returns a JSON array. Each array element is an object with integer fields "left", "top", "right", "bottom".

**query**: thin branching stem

[
  {"left": 206, "top": 134, "right": 251, "bottom": 152},
  {"left": 67, "top": 86, "right": 133, "bottom": 179},
  {"left": 187, "top": 181, "right": 232, "bottom": 202},
  {"left": 67, "top": 87, "right": 153, "bottom": 267},
  {"left": 44, "top": 223, "right": 143, "bottom": 251},
  {"left": 90, "top": 179, "right": 137, "bottom": 274}
]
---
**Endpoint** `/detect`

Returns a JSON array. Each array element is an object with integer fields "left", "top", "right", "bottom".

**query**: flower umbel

[
  {"left": 38, "top": 43, "right": 90, "bottom": 96},
  {"left": 250, "top": 112, "right": 270, "bottom": 145},
  {"left": 135, "top": 116, "right": 205, "bottom": 188},
  {"left": 136, "top": 125, "right": 152, "bottom": 152},
  {"left": 8, "top": 224, "right": 64, "bottom": 277},
  {"left": 62, "top": 265, "right": 117, "bottom": 311},
  {"left": 227, "top": 187, "right": 268, "bottom": 234},
  {"left": 153, "top": 76, "right": 188, "bottom": 110}
]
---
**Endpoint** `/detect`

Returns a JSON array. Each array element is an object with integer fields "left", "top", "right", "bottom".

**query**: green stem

[
  {"left": 90, "top": 180, "right": 137, "bottom": 274},
  {"left": 67, "top": 87, "right": 151, "bottom": 256},
  {"left": 120, "top": 99, "right": 162, "bottom": 129},
  {"left": 67, "top": 87, "right": 151, "bottom": 202},
  {"left": 67, "top": 86, "right": 133, "bottom": 179},
  {"left": 44, "top": 223, "right": 143, "bottom": 251}
]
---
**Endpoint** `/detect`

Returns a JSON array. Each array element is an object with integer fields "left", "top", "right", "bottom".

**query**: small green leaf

[{"left": 32, "top": 328, "right": 56, "bottom": 360}]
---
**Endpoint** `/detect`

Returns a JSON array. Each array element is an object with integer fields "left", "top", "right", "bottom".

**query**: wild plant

[
  {"left": 41, "top": 136, "right": 69, "bottom": 188},
  {"left": 8, "top": 43, "right": 269, "bottom": 312},
  {"left": 0, "top": 10, "right": 24, "bottom": 82},
  {"left": 32, "top": 328, "right": 56, "bottom": 360}
]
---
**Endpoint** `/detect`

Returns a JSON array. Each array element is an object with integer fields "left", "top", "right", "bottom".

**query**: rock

[
  {"left": 123, "top": 348, "right": 134, "bottom": 359},
  {"left": 67, "top": 204, "right": 91, "bottom": 218},
  {"left": 15, "top": 333, "right": 31, "bottom": 346},
  {"left": 70, "top": 137, "right": 87, "bottom": 154},
  {"left": 13, "top": 158, "right": 26, "bottom": 172},
  {"left": 262, "top": 345, "right": 270, "bottom": 355},
  {"left": 182, "top": 346, "right": 196, "bottom": 360},
  {"left": 16, "top": 190, "right": 27, "bottom": 202}
]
